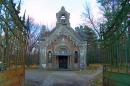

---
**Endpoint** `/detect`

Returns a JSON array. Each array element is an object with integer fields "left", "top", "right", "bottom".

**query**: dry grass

[
  {"left": 75, "top": 64, "right": 102, "bottom": 76},
  {"left": 75, "top": 69, "right": 97, "bottom": 76},
  {"left": 88, "top": 64, "right": 102, "bottom": 70},
  {"left": 90, "top": 74, "right": 103, "bottom": 86}
]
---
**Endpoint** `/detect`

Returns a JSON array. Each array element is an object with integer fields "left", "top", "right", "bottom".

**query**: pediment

[{"left": 46, "top": 26, "right": 82, "bottom": 46}]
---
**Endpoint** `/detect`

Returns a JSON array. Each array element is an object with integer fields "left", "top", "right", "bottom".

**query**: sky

[{"left": 19, "top": 0, "right": 102, "bottom": 29}]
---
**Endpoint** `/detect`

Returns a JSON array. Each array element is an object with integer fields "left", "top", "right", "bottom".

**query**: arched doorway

[
  {"left": 58, "top": 56, "right": 68, "bottom": 69},
  {"left": 55, "top": 45, "right": 70, "bottom": 69}
]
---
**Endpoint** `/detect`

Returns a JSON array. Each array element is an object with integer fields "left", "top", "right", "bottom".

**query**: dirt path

[{"left": 25, "top": 68, "right": 102, "bottom": 86}]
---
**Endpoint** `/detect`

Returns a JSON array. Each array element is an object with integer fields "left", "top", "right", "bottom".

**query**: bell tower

[{"left": 56, "top": 6, "right": 70, "bottom": 27}]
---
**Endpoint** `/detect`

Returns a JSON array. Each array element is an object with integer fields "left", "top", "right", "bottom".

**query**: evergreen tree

[
  {"left": 75, "top": 25, "right": 99, "bottom": 65},
  {"left": 98, "top": 0, "right": 130, "bottom": 72}
]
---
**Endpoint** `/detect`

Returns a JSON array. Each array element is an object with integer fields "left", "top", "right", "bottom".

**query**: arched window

[
  {"left": 48, "top": 51, "right": 52, "bottom": 63},
  {"left": 74, "top": 51, "right": 78, "bottom": 63}
]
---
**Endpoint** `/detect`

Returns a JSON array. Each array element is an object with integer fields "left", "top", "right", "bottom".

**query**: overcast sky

[{"left": 20, "top": 0, "right": 101, "bottom": 28}]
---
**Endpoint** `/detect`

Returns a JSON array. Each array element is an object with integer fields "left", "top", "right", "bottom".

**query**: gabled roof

[{"left": 45, "top": 25, "right": 84, "bottom": 45}]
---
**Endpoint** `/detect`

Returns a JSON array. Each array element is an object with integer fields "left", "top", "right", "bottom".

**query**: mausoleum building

[{"left": 38, "top": 7, "right": 87, "bottom": 70}]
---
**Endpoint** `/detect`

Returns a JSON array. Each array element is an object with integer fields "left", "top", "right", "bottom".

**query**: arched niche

[
  {"left": 48, "top": 51, "right": 52, "bottom": 63},
  {"left": 74, "top": 51, "right": 78, "bottom": 63}
]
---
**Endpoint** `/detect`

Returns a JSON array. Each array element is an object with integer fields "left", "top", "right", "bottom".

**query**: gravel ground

[{"left": 25, "top": 68, "right": 102, "bottom": 86}]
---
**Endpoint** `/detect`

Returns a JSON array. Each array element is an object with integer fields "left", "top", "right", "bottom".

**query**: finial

[{"left": 61, "top": 6, "right": 65, "bottom": 11}]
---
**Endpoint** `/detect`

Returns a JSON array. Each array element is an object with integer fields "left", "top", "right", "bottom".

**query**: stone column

[
  {"left": 39, "top": 45, "right": 47, "bottom": 69},
  {"left": 79, "top": 42, "right": 87, "bottom": 69},
  {"left": 68, "top": 56, "right": 70, "bottom": 69},
  {"left": 56, "top": 56, "right": 59, "bottom": 69}
]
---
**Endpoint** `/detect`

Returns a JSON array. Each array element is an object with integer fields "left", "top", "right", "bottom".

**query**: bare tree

[
  {"left": 25, "top": 17, "right": 41, "bottom": 67},
  {"left": 83, "top": 3, "right": 100, "bottom": 37}
]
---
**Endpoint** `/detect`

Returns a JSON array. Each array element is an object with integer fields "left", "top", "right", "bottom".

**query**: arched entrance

[{"left": 54, "top": 45, "right": 71, "bottom": 69}]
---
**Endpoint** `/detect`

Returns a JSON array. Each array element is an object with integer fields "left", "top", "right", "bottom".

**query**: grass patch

[
  {"left": 104, "top": 72, "right": 130, "bottom": 85},
  {"left": 88, "top": 64, "right": 102, "bottom": 70}
]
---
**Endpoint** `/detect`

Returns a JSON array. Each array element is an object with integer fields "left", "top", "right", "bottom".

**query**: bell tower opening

[{"left": 60, "top": 14, "right": 66, "bottom": 24}]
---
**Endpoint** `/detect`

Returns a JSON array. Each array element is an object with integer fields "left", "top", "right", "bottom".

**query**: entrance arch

[{"left": 54, "top": 45, "right": 71, "bottom": 69}]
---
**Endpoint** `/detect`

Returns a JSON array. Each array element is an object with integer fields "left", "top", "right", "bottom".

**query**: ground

[{"left": 25, "top": 67, "right": 102, "bottom": 86}]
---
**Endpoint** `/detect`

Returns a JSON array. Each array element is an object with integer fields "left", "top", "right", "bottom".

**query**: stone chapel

[{"left": 38, "top": 6, "right": 87, "bottom": 70}]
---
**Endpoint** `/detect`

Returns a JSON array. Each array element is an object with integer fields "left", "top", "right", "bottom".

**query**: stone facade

[{"left": 38, "top": 6, "right": 87, "bottom": 70}]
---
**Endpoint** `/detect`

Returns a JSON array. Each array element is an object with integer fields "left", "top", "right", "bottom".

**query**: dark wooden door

[{"left": 59, "top": 56, "right": 68, "bottom": 69}]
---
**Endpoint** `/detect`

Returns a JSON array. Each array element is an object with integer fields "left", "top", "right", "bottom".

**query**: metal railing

[{"left": 53, "top": 52, "right": 73, "bottom": 56}]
